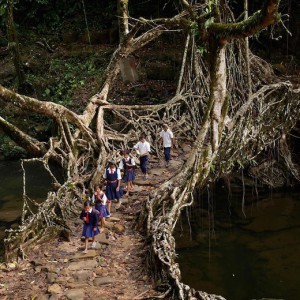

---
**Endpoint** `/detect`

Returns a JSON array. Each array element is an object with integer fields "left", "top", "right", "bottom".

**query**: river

[
  {"left": 175, "top": 188, "right": 300, "bottom": 300},
  {"left": 0, "top": 160, "right": 53, "bottom": 258}
]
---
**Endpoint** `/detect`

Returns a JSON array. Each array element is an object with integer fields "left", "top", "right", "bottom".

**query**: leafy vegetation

[{"left": 40, "top": 58, "right": 104, "bottom": 105}]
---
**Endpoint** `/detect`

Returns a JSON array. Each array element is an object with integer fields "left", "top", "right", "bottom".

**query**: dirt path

[{"left": 0, "top": 147, "right": 189, "bottom": 300}]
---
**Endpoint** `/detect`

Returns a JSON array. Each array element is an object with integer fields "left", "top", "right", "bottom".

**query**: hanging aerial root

[{"left": 4, "top": 180, "right": 81, "bottom": 261}]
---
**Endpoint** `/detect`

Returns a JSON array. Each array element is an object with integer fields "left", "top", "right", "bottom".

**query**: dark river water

[
  {"left": 0, "top": 160, "right": 53, "bottom": 257},
  {"left": 175, "top": 189, "right": 300, "bottom": 300}
]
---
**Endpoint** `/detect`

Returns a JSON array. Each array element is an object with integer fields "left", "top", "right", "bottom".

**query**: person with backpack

[
  {"left": 102, "top": 160, "right": 123, "bottom": 210},
  {"left": 80, "top": 200, "right": 100, "bottom": 253},
  {"left": 119, "top": 150, "right": 136, "bottom": 196},
  {"left": 159, "top": 124, "right": 174, "bottom": 168}
]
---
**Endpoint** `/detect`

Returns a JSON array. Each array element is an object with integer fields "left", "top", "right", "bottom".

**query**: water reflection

[{"left": 175, "top": 190, "right": 300, "bottom": 300}]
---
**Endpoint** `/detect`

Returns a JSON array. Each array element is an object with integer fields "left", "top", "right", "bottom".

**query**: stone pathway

[{"left": 0, "top": 148, "right": 188, "bottom": 300}]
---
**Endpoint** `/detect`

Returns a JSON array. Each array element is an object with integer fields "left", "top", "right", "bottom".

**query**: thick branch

[
  {"left": 208, "top": 0, "right": 280, "bottom": 41},
  {"left": 0, "top": 84, "right": 96, "bottom": 146},
  {"left": 82, "top": 24, "right": 178, "bottom": 125},
  {"left": 0, "top": 115, "right": 46, "bottom": 156}
]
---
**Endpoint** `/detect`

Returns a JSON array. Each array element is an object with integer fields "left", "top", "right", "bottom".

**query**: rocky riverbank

[{"left": 0, "top": 147, "right": 189, "bottom": 300}]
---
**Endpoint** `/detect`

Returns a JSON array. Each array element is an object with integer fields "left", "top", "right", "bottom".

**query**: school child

[
  {"left": 159, "top": 124, "right": 174, "bottom": 167},
  {"left": 103, "top": 160, "right": 123, "bottom": 210},
  {"left": 80, "top": 200, "right": 100, "bottom": 253},
  {"left": 92, "top": 184, "right": 110, "bottom": 228},
  {"left": 119, "top": 150, "right": 136, "bottom": 196},
  {"left": 133, "top": 134, "right": 151, "bottom": 180}
]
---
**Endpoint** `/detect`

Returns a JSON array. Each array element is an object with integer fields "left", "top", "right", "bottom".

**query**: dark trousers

[
  {"left": 140, "top": 155, "right": 148, "bottom": 174},
  {"left": 164, "top": 147, "right": 171, "bottom": 162}
]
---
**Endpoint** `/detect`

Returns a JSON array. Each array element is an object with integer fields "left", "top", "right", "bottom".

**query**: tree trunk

[
  {"left": 209, "top": 42, "right": 227, "bottom": 152},
  {"left": 6, "top": 0, "right": 25, "bottom": 89}
]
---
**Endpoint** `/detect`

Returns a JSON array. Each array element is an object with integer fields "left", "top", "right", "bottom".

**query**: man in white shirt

[
  {"left": 133, "top": 134, "right": 151, "bottom": 180},
  {"left": 159, "top": 124, "right": 174, "bottom": 167}
]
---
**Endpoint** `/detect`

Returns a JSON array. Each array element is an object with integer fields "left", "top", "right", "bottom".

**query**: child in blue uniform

[
  {"left": 119, "top": 150, "right": 136, "bottom": 196},
  {"left": 80, "top": 201, "right": 100, "bottom": 253},
  {"left": 92, "top": 184, "right": 110, "bottom": 229},
  {"left": 103, "top": 160, "right": 123, "bottom": 210}
]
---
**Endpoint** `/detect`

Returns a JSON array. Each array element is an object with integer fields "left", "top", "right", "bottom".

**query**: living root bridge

[
  {"left": 1, "top": 0, "right": 300, "bottom": 299},
  {"left": 139, "top": 83, "right": 300, "bottom": 300},
  {"left": 2, "top": 45, "right": 300, "bottom": 300}
]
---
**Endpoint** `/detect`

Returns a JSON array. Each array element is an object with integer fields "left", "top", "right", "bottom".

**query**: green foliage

[
  {"left": 204, "top": 17, "right": 215, "bottom": 29},
  {"left": 249, "top": 159, "right": 258, "bottom": 166},
  {"left": 190, "top": 21, "right": 199, "bottom": 37},
  {"left": 237, "top": 159, "right": 244, "bottom": 169},
  {"left": 197, "top": 45, "right": 207, "bottom": 55},
  {"left": 205, "top": 0, "right": 215, "bottom": 13},
  {"left": 0, "top": 2, "right": 7, "bottom": 18},
  {"left": 41, "top": 57, "right": 104, "bottom": 105}
]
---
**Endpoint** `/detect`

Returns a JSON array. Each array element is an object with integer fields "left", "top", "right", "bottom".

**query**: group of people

[{"left": 80, "top": 124, "right": 174, "bottom": 253}]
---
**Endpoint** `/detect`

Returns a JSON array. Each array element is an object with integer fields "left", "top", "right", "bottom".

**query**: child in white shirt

[{"left": 133, "top": 134, "right": 151, "bottom": 180}]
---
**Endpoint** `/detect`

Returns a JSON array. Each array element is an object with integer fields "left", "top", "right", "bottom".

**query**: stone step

[
  {"left": 134, "top": 179, "right": 153, "bottom": 186},
  {"left": 93, "top": 276, "right": 115, "bottom": 286},
  {"left": 67, "top": 259, "right": 98, "bottom": 271},
  {"left": 65, "top": 289, "right": 85, "bottom": 300},
  {"left": 48, "top": 283, "right": 63, "bottom": 294},
  {"left": 95, "top": 233, "right": 112, "bottom": 245},
  {"left": 150, "top": 168, "right": 168, "bottom": 176},
  {"left": 66, "top": 283, "right": 90, "bottom": 289},
  {"left": 72, "top": 270, "right": 91, "bottom": 282},
  {"left": 109, "top": 217, "right": 121, "bottom": 222},
  {"left": 70, "top": 250, "right": 98, "bottom": 261},
  {"left": 105, "top": 221, "right": 114, "bottom": 229},
  {"left": 169, "top": 160, "right": 183, "bottom": 168}
]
